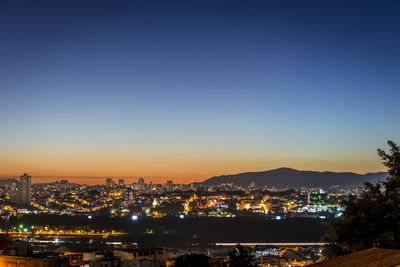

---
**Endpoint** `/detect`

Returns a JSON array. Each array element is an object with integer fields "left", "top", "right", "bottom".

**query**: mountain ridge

[{"left": 201, "top": 167, "right": 387, "bottom": 188}]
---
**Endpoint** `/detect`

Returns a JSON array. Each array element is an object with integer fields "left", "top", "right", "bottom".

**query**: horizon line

[{"left": 0, "top": 166, "right": 387, "bottom": 185}]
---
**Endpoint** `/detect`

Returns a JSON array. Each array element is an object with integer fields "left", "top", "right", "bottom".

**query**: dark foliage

[
  {"left": 228, "top": 245, "right": 255, "bottom": 267},
  {"left": 323, "top": 140, "right": 400, "bottom": 258},
  {"left": 174, "top": 254, "right": 210, "bottom": 267}
]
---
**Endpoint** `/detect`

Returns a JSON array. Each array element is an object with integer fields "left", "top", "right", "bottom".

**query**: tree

[
  {"left": 322, "top": 140, "right": 400, "bottom": 258},
  {"left": 228, "top": 245, "right": 255, "bottom": 267},
  {"left": 174, "top": 254, "right": 210, "bottom": 267}
]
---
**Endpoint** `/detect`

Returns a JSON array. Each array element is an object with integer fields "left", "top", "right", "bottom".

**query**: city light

[
  {"left": 0, "top": 1, "right": 396, "bottom": 266},
  {"left": 0, "top": 171, "right": 370, "bottom": 267}
]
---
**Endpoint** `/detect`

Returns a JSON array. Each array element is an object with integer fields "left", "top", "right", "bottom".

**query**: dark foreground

[{"left": 7, "top": 215, "right": 329, "bottom": 247}]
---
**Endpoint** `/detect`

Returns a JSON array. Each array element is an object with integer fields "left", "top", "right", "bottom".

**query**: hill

[
  {"left": 201, "top": 167, "right": 387, "bottom": 188},
  {"left": 0, "top": 178, "right": 18, "bottom": 185}
]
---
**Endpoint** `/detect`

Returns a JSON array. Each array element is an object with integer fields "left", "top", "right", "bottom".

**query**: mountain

[
  {"left": 0, "top": 178, "right": 18, "bottom": 185},
  {"left": 201, "top": 168, "right": 387, "bottom": 188}
]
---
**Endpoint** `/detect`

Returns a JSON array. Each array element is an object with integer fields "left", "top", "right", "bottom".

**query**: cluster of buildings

[
  {"left": 0, "top": 173, "right": 362, "bottom": 266},
  {"left": 8, "top": 173, "right": 31, "bottom": 207},
  {"left": 0, "top": 237, "right": 323, "bottom": 267},
  {"left": 0, "top": 174, "right": 355, "bottom": 220},
  {"left": 0, "top": 239, "right": 172, "bottom": 267}
]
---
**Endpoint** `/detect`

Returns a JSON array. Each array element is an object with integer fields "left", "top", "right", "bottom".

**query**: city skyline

[
  {"left": 1, "top": 1, "right": 400, "bottom": 265},
  {"left": 1, "top": 0, "right": 400, "bottom": 184},
  {"left": 0, "top": 165, "right": 388, "bottom": 185}
]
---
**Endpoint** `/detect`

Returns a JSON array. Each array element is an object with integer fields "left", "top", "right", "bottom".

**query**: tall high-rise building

[
  {"left": 9, "top": 180, "right": 19, "bottom": 204},
  {"left": 127, "top": 190, "right": 135, "bottom": 200},
  {"left": 118, "top": 179, "right": 125, "bottom": 187},
  {"left": 138, "top": 178, "right": 145, "bottom": 190},
  {"left": 20, "top": 173, "right": 31, "bottom": 206},
  {"left": 106, "top": 178, "right": 113, "bottom": 188},
  {"left": 165, "top": 180, "right": 173, "bottom": 191},
  {"left": 11, "top": 173, "right": 31, "bottom": 206}
]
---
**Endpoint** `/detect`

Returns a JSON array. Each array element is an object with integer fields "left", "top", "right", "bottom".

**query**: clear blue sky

[{"left": 0, "top": 0, "right": 399, "bottom": 182}]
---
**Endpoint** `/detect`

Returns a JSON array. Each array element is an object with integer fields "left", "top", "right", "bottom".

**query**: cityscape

[
  {"left": 0, "top": 172, "right": 358, "bottom": 266},
  {"left": 3, "top": 173, "right": 352, "bottom": 219},
  {"left": 1, "top": 0, "right": 400, "bottom": 266}
]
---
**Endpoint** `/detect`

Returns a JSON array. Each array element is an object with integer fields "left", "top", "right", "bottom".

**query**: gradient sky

[{"left": 0, "top": 0, "right": 399, "bottom": 184}]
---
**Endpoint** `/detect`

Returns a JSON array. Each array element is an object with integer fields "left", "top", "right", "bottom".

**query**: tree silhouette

[
  {"left": 322, "top": 140, "right": 400, "bottom": 258},
  {"left": 228, "top": 245, "right": 255, "bottom": 267},
  {"left": 174, "top": 254, "right": 210, "bottom": 267}
]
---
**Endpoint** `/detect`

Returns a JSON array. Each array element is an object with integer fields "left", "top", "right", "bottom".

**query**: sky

[{"left": 0, "top": 0, "right": 399, "bottom": 184}]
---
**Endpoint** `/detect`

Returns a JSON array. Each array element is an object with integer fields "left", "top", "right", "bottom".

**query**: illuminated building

[
  {"left": 20, "top": 173, "right": 31, "bottom": 207},
  {"left": 138, "top": 178, "right": 145, "bottom": 190},
  {"left": 106, "top": 178, "right": 113, "bottom": 188},
  {"left": 165, "top": 180, "right": 173, "bottom": 191},
  {"left": 10, "top": 173, "right": 31, "bottom": 207}
]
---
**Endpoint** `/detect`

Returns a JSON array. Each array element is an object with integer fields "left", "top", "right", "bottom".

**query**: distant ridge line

[{"left": 201, "top": 167, "right": 387, "bottom": 188}]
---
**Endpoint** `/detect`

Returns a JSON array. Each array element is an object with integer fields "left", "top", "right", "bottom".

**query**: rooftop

[{"left": 311, "top": 248, "right": 400, "bottom": 267}]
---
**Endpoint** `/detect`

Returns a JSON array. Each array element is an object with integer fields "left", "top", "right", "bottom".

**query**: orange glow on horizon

[{"left": 0, "top": 153, "right": 385, "bottom": 185}]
